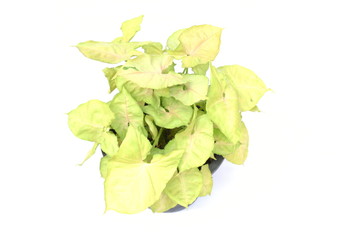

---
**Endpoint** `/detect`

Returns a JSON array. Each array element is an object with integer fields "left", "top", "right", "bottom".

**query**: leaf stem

[
  {"left": 78, "top": 143, "right": 99, "bottom": 166},
  {"left": 182, "top": 68, "right": 188, "bottom": 74},
  {"left": 153, "top": 127, "right": 164, "bottom": 147}
]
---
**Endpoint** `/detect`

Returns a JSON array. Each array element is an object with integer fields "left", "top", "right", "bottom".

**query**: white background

[{"left": 1, "top": 0, "right": 359, "bottom": 239}]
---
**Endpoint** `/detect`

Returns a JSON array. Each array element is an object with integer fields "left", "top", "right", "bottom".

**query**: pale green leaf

[
  {"left": 165, "top": 113, "right": 214, "bottom": 172},
  {"left": 143, "top": 97, "right": 193, "bottom": 129},
  {"left": 109, "top": 88, "right": 144, "bottom": 140},
  {"left": 165, "top": 168, "right": 203, "bottom": 207},
  {"left": 103, "top": 66, "right": 122, "bottom": 93},
  {"left": 76, "top": 41, "right": 143, "bottom": 64},
  {"left": 224, "top": 121, "right": 249, "bottom": 164},
  {"left": 111, "top": 125, "right": 152, "bottom": 164},
  {"left": 169, "top": 74, "right": 208, "bottom": 106},
  {"left": 115, "top": 76, "right": 160, "bottom": 107},
  {"left": 218, "top": 65, "right": 268, "bottom": 111},
  {"left": 192, "top": 62, "right": 209, "bottom": 75},
  {"left": 104, "top": 150, "right": 182, "bottom": 214},
  {"left": 116, "top": 54, "right": 186, "bottom": 89},
  {"left": 150, "top": 191, "right": 177, "bottom": 213},
  {"left": 166, "top": 28, "right": 185, "bottom": 50},
  {"left": 199, "top": 164, "right": 213, "bottom": 196},
  {"left": 170, "top": 25, "right": 222, "bottom": 68},
  {"left": 206, "top": 65, "right": 242, "bottom": 143},
  {"left": 68, "top": 100, "right": 114, "bottom": 142},
  {"left": 78, "top": 143, "right": 99, "bottom": 166},
  {"left": 120, "top": 15, "right": 144, "bottom": 42},
  {"left": 213, "top": 127, "right": 240, "bottom": 155},
  {"left": 145, "top": 115, "right": 158, "bottom": 140},
  {"left": 142, "top": 42, "right": 163, "bottom": 55},
  {"left": 125, "top": 53, "right": 174, "bottom": 72},
  {"left": 68, "top": 100, "right": 119, "bottom": 156},
  {"left": 100, "top": 132, "right": 119, "bottom": 156}
]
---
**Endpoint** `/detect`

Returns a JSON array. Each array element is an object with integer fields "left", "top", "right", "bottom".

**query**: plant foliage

[{"left": 68, "top": 15, "right": 269, "bottom": 214}]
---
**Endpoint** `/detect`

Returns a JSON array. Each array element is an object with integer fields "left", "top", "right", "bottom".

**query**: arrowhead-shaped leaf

[
  {"left": 104, "top": 150, "right": 182, "bottom": 214},
  {"left": 143, "top": 97, "right": 193, "bottom": 129},
  {"left": 224, "top": 121, "right": 249, "bottom": 164},
  {"left": 169, "top": 75, "right": 209, "bottom": 106},
  {"left": 116, "top": 54, "right": 186, "bottom": 89},
  {"left": 165, "top": 113, "right": 214, "bottom": 172},
  {"left": 206, "top": 65, "right": 242, "bottom": 143},
  {"left": 68, "top": 100, "right": 114, "bottom": 142},
  {"left": 120, "top": 15, "right": 143, "bottom": 42},
  {"left": 218, "top": 65, "right": 269, "bottom": 111},
  {"left": 164, "top": 168, "right": 203, "bottom": 207},
  {"left": 109, "top": 88, "right": 144, "bottom": 140},
  {"left": 111, "top": 125, "right": 152, "bottom": 164},
  {"left": 76, "top": 41, "right": 143, "bottom": 64},
  {"left": 168, "top": 25, "right": 222, "bottom": 68},
  {"left": 67, "top": 100, "right": 119, "bottom": 156}
]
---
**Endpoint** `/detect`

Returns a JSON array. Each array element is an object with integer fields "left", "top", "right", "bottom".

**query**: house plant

[{"left": 67, "top": 15, "right": 269, "bottom": 214}]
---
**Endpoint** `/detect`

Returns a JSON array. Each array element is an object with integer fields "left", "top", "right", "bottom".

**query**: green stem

[
  {"left": 182, "top": 68, "right": 188, "bottom": 74},
  {"left": 153, "top": 128, "right": 164, "bottom": 147}
]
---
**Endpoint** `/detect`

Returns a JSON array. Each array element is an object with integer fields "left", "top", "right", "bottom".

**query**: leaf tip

[{"left": 103, "top": 208, "right": 108, "bottom": 215}]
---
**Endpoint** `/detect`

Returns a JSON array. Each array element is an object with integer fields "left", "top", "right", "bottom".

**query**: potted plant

[{"left": 67, "top": 15, "right": 269, "bottom": 214}]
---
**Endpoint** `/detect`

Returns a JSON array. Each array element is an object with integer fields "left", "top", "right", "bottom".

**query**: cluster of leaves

[{"left": 67, "top": 15, "right": 268, "bottom": 214}]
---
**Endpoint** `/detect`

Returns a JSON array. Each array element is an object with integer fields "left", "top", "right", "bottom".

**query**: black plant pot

[{"left": 101, "top": 150, "right": 224, "bottom": 213}]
